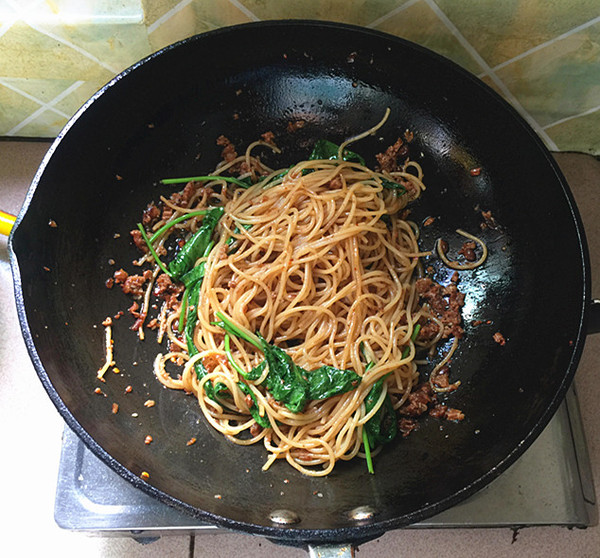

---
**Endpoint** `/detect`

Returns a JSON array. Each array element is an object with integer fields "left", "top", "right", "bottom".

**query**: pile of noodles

[{"left": 148, "top": 120, "right": 447, "bottom": 476}]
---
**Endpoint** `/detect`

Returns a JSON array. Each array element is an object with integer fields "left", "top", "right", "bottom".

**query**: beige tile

[
  {"left": 148, "top": 0, "right": 252, "bottom": 53},
  {"left": 373, "top": 0, "right": 485, "bottom": 75},
  {"left": 52, "top": 80, "right": 106, "bottom": 116},
  {"left": 11, "top": 107, "right": 69, "bottom": 137},
  {"left": 0, "top": 82, "right": 40, "bottom": 134},
  {"left": 0, "top": 76, "right": 77, "bottom": 104},
  {"left": 433, "top": 0, "right": 600, "bottom": 67},
  {"left": 0, "top": 22, "right": 115, "bottom": 82},
  {"left": 33, "top": 22, "right": 152, "bottom": 75},
  {"left": 238, "top": 0, "right": 406, "bottom": 25},
  {"left": 495, "top": 21, "right": 600, "bottom": 127},
  {"left": 142, "top": 0, "right": 185, "bottom": 27},
  {"left": 545, "top": 108, "right": 600, "bottom": 155}
]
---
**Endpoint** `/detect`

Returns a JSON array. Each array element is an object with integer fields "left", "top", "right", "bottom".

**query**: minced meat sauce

[{"left": 416, "top": 277, "right": 466, "bottom": 340}]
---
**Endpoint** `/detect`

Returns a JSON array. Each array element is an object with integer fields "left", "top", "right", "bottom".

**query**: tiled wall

[{"left": 1, "top": 0, "right": 599, "bottom": 154}]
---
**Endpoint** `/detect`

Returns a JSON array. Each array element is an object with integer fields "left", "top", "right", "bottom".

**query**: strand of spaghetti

[
  {"left": 132, "top": 138, "right": 468, "bottom": 476},
  {"left": 136, "top": 265, "right": 160, "bottom": 341},
  {"left": 337, "top": 107, "right": 391, "bottom": 157},
  {"left": 437, "top": 229, "right": 488, "bottom": 270},
  {"left": 429, "top": 336, "right": 461, "bottom": 393},
  {"left": 97, "top": 318, "right": 115, "bottom": 379}
]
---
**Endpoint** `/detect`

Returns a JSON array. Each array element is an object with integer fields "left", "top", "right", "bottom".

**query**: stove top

[{"left": 54, "top": 383, "right": 596, "bottom": 538}]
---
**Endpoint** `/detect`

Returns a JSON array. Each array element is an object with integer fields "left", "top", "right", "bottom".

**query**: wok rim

[{"left": 8, "top": 19, "right": 592, "bottom": 544}]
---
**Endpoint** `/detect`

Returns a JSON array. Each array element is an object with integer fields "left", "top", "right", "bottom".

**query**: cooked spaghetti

[{"left": 114, "top": 112, "right": 482, "bottom": 476}]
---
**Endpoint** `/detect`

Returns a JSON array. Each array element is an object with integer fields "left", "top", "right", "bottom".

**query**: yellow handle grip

[{"left": 0, "top": 210, "right": 16, "bottom": 236}]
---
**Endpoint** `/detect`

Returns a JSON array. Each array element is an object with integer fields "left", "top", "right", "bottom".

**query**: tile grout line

[
  {"left": 5, "top": 80, "right": 85, "bottom": 136},
  {"left": 0, "top": 0, "right": 46, "bottom": 40},
  {"left": 227, "top": 0, "right": 261, "bottom": 22},
  {"left": 147, "top": 0, "right": 195, "bottom": 35},
  {"left": 0, "top": 0, "right": 42, "bottom": 37},
  {"left": 492, "top": 15, "right": 600, "bottom": 72},
  {"left": 0, "top": 78, "right": 71, "bottom": 118},
  {"left": 366, "top": 0, "right": 422, "bottom": 29},
  {"left": 543, "top": 104, "right": 600, "bottom": 130},
  {"left": 423, "top": 0, "right": 559, "bottom": 151},
  {"left": 22, "top": 20, "right": 120, "bottom": 74}
]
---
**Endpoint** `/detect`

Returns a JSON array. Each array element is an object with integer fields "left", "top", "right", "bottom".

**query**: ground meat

[
  {"left": 250, "top": 423, "right": 263, "bottom": 437},
  {"left": 202, "top": 353, "right": 228, "bottom": 373},
  {"left": 130, "top": 229, "right": 148, "bottom": 253},
  {"left": 113, "top": 268, "right": 128, "bottom": 284},
  {"left": 375, "top": 137, "right": 409, "bottom": 173},
  {"left": 154, "top": 273, "right": 175, "bottom": 297},
  {"left": 181, "top": 182, "right": 196, "bottom": 205},
  {"left": 428, "top": 403, "right": 447, "bottom": 419},
  {"left": 493, "top": 331, "right": 506, "bottom": 345},
  {"left": 416, "top": 277, "right": 465, "bottom": 339},
  {"left": 217, "top": 135, "right": 238, "bottom": 163},
  {"left": 286, "top": 120, "right": 305, "bottom": 133},
  {"left": 446, "top": 408, "right": 465, "bottom": 421},
  {"left": 261, "top": 130, "right": 276, "bottom": 144},
  {"left": 398, "top": 418, "right": 418, "bottom": 437},
  {"left": 431, "top": 366, "right": 450, "bottom": 389},
  {"left": 142, "top": 202, "right": 161, "bottom": 226},
  {"left": 418, "top": 320, "right": 441, "bottom": 343},
  {"left": 480, "top": 209, "right": 500, "bottom": 231},
  {"left": 329, "top": 175, "right": 343, "bottom": 189},
  {"left": 458, "top": 240, "right": 477, "bottom": 262},
  {"left": 399, "top": 383, "right": 434, "bottom": 417},
  {"left": 121, "top": 274, "right": 146, "bottom": 297}
]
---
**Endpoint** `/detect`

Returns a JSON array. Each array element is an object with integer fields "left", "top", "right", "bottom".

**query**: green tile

[
  {"left": 373, "top": 0, "right": 485, "bottom": 75},
  {"left": 495, "top": 21, "right": 600, "bottom": 127},
  {"left": 0, "top": 82, "right": 40, "bottom": 134},
  {"left": 0, "top": 77, "right": 77, "bottom": 105},
  {"left": 148, "top": 0, "right": 253, "bottom": 52},
  {"left": 545, "top": 108, "right": 600, "bottom": 155},
  {"left": 34, "top": 22, "right": 152, "bottom": 75},
  {"left": 51, "top": 80, "right": 106, "bottom": 116},
  {"left": 433, "top": 0, "right": 600, "bottom": 68},
  {"left": 0, "top": 22, "right": 114, "bottom": 81},
  {"left": 11, "top": 108, "right": 69, "bottom": 138},
  {"left": 238, "top": 0, "right": 406, "bottom": 25},
  {"left": 141, "top": 0, "right": 183, "bottom": 27}
]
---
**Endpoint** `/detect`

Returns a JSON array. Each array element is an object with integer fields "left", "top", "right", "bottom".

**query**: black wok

[{"left": 9, "top": 21, "right": 594, "bottom": 548}]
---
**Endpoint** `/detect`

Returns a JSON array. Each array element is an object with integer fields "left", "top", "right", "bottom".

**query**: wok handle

[
  {"left": 0, "top": 210, "right": 16, "bottom": 236},
  {"left": 588, "top": 299, "right": 600, "bottom": 335},
  {"left": 307, "top": 544, "right": 354, "bottom": 557}
]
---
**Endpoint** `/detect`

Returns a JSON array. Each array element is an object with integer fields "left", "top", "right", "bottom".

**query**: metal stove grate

[{"left": 54, "top": 385, "right": 596, "bottom": 538}]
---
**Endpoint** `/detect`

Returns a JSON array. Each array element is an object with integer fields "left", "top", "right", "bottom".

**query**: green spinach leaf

[
  {"left": 237, "top": 382, "right": 270, "bottom": 428},
  {"left": 169, "top": 206, "right": 223, "bottom": 280},
  {"left": 256, "top": 332, "right": 309, "bottom": 413},
  {"left": 307, "top": 365, "right": 361, "bottom": 400},
  {"left": 309, "top": 139, "right": 366, "bottom": 166}
]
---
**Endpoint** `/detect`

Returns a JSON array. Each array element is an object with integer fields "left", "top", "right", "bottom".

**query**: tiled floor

[{"left": 1, "top": 141, "right": 599, "bottom": 557}]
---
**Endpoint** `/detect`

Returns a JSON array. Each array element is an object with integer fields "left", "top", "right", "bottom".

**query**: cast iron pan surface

[{"left": 9, "top": 21, "right": 590, "bottom": 545}]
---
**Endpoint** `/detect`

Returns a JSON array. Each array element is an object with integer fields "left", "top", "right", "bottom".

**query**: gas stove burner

[{"left": 54, "top": 385, "right": 596, "bottom": 539}]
